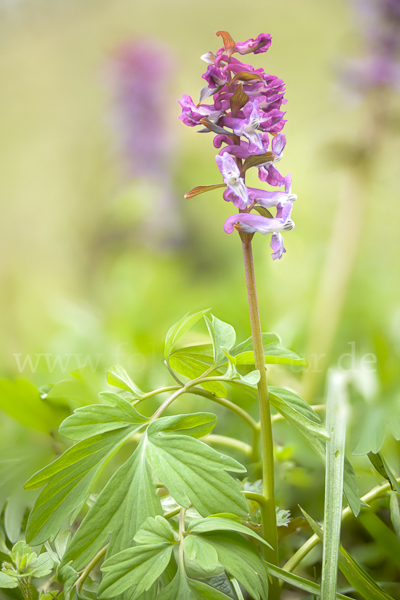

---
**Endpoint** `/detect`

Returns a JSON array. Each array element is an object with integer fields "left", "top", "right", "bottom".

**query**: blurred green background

[{"left": 1, "top": 0, "right": 400, "bottom": 591}]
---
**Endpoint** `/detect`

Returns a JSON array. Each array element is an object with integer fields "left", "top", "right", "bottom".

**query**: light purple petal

[{"left": 270, "top": 233, "right": 286, "bottom": 260}]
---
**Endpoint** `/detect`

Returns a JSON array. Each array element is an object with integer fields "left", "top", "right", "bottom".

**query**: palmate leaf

[
  {"left": 25, "top": 397, "right": 148, "bottom": 545},
  {"left": 146, "top": 414, "right": 248, "bottom": 517},
  {"left": 61, "top": 437, "right": 162, "bottom": 571}
]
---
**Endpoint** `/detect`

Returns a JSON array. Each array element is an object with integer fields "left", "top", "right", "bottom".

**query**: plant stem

[
  {"left": 76, "top": 544, "right": 109, "bottom": 593},
  {"left": 202, "top": 434, "right": 252, "bottom": 457},
  {"left": 282, "top": 477, "right": 400, "bottom": 574},
  {"left": 241, "top": 236, "right": 279, "bottom": 597}
]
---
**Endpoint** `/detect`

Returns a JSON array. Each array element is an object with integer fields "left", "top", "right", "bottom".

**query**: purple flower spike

[
  {"left": 235, "top": 33, "right": 272, "bottom": 55},
  {"left": 180, "top": 31, "right": 296, "bottom": 260},
  {"left": 215, "top": 153, "right": 249, "bottom": 206}
]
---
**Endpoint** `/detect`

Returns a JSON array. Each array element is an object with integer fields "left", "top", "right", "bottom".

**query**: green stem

[
  {"left": 149, "top": 376, "right": 258, "bottom": 431},
  {"left": 135, "top": 385, "right": 180, "bottom": 404},
  {"left": 241, "top": 236, "right": 279, "bottom": 598},
  {"left": 282, "top": 477, "right": 400, "bottom": 574},
  {"left": 202, "top": 434, "right": 252, "bottom": 457},
  {"left": 76, "top": 544, "right": 109, "bottom": 593}
]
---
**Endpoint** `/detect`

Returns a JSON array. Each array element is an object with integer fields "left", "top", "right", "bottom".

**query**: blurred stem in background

[{"left": 302, "top": 0, "right": 400, "bottom": 399}]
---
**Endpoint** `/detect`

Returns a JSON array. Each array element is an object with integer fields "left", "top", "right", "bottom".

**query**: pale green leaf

[
  {"left": 164, "top": 309, "right": 210, "bottom": 360},
  {"left": 158, "top": 567, "right": 232, "bottom": 600},
  {"left": 59, "top": 395, "right": 148, "bottom": 441},
  {"left": 0, "top": 379, "right": 64, "bottom": 433},
  {"left": 0, "top": 572, "right": 18, "bottom": 589},
  {"left": 107, "top": 366, "right": 144, "bottom": 398},
  {"left": 183, "top": 535, "right": 220, "bottom": 575},
  {"left": 203, "top": 532, "right": 268, "bottom": 600},
  {"left": 188, "top": 516, "right": 271, "bottom": 548},
  {"left": 134, "top": 516, "right": 178, "bottom": 545},
  {"left": 61, "top": 437, "right": 162, "bottom": 570},
  {"left": 204, "top": 316, "right": 236, "bottom": 365},
  {"left": 367, "top": 453, "right": 400, "bottom": 496},
  {"left": 168, "top": 353, "right": 227, "bottom": 398},
  {"left": 390, "top": 491, "right": 400, "bottom": 543},
  {"left": 232, "top": 333, "right": 280, "bottom": 356},
  {"left": 25, "top": 427, "right": 135, "bottom": 545},
  {"left": 99, "top": 543, "right": 174, "bottom": 599},
  {"left": 149, "top": 413, "right": 217, "bottom": 439},
  {"left": 146, "top": 418, "right": 248, "bottom": 517},
  {"left": 268, "top": 387, "right": 329, "bottom": 440}
]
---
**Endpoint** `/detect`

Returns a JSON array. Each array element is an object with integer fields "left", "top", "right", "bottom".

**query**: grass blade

[{"left": 322, "top": 370, "right": 348, "bottom": 600}]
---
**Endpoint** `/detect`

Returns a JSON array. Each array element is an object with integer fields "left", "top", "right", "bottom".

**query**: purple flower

[
  {"left": 202, "top": 65, "right": 228, "bottom": 88},
  {"left": 224, "top": 212, "right": 295, "bottom": 260},
  {"left": 235, "top": 33, "right": 272, "bottom": 55},
  {"left": 180, "top": 31, "right": 296, "bottom": 260},
  {"left": 179, "top": 94, "right": 223, "bottom": 127},
  {"left": 215, "top": 153, "right": 249, "bottom": 206},
  {"left": 110, "top": 39, "right": 175, "bottom": 178}
]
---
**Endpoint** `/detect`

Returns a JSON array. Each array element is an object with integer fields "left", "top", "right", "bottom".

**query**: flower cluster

[
  {"left": 180, "top": 31, "right": 296, "bottom": 260},
  {"left": 344, "top": 0, "right": 400, "bottom": 92}
]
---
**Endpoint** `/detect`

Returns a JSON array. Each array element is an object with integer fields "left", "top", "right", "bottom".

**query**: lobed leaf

[
  {"left": 188, "top": 516, "right": 271, "bottom": 548},
  {"left": 204, "top": 315, "right": 236, "bottom": 365},
  {"left": 107, "top": 366, "right": 145, "bottom": 398},
  {"left": 164, "top": 310, "right": 210, "bottom": 360},
  {"left": 61, "top": 437, "right": 162, "bottom": 571},
  {"left": 146, "top": 417, "right": 248, "bottom": 517},
  {"left": 99, "top": 543, "right": 174, "bottom": 599},
  {"left": 157, "top": 566, "right": 232, "bottom": 599},
  {"left": 25, "top": 427, "right": 136, "bottom": 545},
  {"left": 59, "top": 394, "right": 148, "bottom": 441}
]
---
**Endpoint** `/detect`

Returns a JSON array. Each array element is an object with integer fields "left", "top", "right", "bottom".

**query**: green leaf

[
  {"left": 188, "top": 516, "right": 271, "bottom": 548},
  {"left": 168, "top": 352, "right": 227, "bottom": 398},
  {"left": 232, "top": 333, "right": 280, "bottom": 356},
  {"left": 352, "top": 407, "right": 386, "bottom": 455},
  {"left": 268, "top": 387, "right": 329, "bottom": 440},
  {"left": 367, "top": 453, "right": 400, "bottom": 496},
  {"left": 25, "top": 427, "right": 135, "bottom": 545},
  {"left": 59, "top": 395, "right": 148, "bottom": 441},
  {"left": 264, "top": 561, "right": 354, "bottom": 600},
  {"left": 204, "top": 316, "right": 236, "bottom": 365},
  {"left": 0, "top": 379, "right": 64, "bottom": 433},
  {"left": 322, "top": 370, "right": 348, "bottom": 600},
  {"left": 389, "top": 492, "right": 400, "bottom": 543},
  {"left": 202, "top": 532, "right": 268, "bottom": 600},
  {"left": 146, "top": 417, "right": 248, "bottom": 517},
  {"left": 107, "top": 366, "right": 144, "bottom": 398},
  {"left": 99, "top": 543, "right": 174, "bottom": 599},
  {"left": 183, "top": 535, "right": 220, "bottom": 576},
  {"left": 164, "top": 309, "right": 210, "bottom": 360},
  {"left": 158, "top": 567, "right": 232, "bottom": 600},
  {"left": 149, "top": 413, "right": 217, "bottom": 439},
  {"left": 301, "top": 508, "right": 394, "bottom": 600},
  {"left": 134, "top": 516, "right": 178, "bottom": 545},
  {"left": 358, "top": 511, "right": 400, "bottom": 570},
  {"left": 61, "top": 437, "right": 162, "bottom": 570},
  {"left": 0, "top": 573, "right": 18, "bottom": 589}
]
